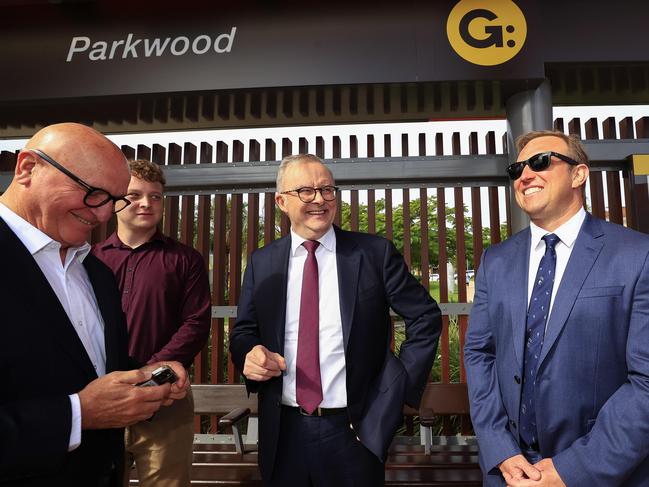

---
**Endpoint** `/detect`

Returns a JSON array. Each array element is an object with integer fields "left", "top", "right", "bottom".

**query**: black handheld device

[{"left": 136, "top": 365, "right": 178, "bottom": 387}]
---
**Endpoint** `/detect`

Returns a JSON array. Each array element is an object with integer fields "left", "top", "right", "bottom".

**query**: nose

[
  {"left": 139, "top": 196, "right": 151, "bottom": 208},
  {"left": 518, "top": 162, "right": 536, "bottom": 182},
  {"left": 92, "top": 202, "right": 114, "bottom": 223},
  {"left": 312, "top": 189, "right": 325, "bottom": 204}
]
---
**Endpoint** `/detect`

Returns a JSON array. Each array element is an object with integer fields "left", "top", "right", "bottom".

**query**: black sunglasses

[
  {"left": 30, "top": 149, "right": 131, "bottom": 213},
  {"left": 507, "top": 151, "right": 579, "bottom": 181},
  {"left": 281, "top": 185, "right": 339, "bottom": 203}
]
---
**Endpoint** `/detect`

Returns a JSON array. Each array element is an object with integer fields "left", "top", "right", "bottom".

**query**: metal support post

[
  {"left": 505, "top": 79, "right": 553, "bottom": 233},
  {"left": 630, "top": 155, "right": 649, "bottom": 234}
]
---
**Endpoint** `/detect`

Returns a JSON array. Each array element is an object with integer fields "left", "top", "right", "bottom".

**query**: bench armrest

[
  {"left": 419, "top": 407, "right": 436, "bottom": 427},
  {"left": 218, "top": 407, "right": 251, "bottom": 429},
  {"left": 217, "top": 407, "right": 251, "bottom": 455}
]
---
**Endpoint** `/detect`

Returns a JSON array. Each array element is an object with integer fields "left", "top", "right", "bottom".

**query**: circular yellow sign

[{"left": 447, "top": 0, "right": 527, "bottom": 66}]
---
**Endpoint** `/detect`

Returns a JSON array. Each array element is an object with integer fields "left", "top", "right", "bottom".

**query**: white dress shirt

[
  {"left": 0, "top": 202, "right": 107, "bottom": 451},
  {"left": 527, "top": 207, "right": 587, "bottom": 323},
  {"left": 282, "top": 226, "right": 347, "bottom": 408}
]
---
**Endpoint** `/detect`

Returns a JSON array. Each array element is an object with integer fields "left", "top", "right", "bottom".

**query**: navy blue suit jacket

[
  {"left": 230, "top": 226, "right": 441, "bottom": 480},
  {"left": 0, "top": 218, "right": 130, "bottom": 486},
  {"left": 465, "top": 214, "right": 649, "bottom": 486}
]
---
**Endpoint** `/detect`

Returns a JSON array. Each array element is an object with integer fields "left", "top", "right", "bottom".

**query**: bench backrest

[
  {"left": 192, "top": 384, "right": 258, "bottom": 415},
  {"left": 191, "top": 382, "right": 468, "bottom": 417},
  {"left": 419, "top": 382, "right": 470, "bottom": 416}
]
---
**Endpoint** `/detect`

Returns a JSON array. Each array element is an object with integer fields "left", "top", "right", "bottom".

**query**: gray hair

[{"left": 275, "top": 154, "right": 334, "bottom": 192}]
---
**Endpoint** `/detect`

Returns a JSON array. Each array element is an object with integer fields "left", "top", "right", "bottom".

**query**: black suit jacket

[
  {"left": 0, "top": 218, "right": 130, "bottom": 486},
  {"left": 230, "top": 226, "right": 442, "bottom": 480}
]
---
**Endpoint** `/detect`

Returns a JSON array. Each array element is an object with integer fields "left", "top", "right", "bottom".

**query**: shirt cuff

[{"left": 68, "top": 394, "right": 82, "bottom": 452}]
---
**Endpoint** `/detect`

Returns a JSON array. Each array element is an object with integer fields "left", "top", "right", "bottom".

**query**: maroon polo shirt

[{"left": 92, "top": 231, "right": 211, "bottom": 368}]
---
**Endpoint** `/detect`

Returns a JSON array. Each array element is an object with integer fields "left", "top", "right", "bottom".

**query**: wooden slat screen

[{"left": 1, "top": 115, "right": 645, "bottom": 435}]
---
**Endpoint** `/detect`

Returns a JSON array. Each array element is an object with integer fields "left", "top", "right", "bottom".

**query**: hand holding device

[{"left": 136, "top": 365, "right": 178, "bottom": 387}]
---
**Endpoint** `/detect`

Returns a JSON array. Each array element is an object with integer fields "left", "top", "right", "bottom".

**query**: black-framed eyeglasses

[
  {"left": 507, "top": 151, "right": 579, "bottom": 181},
  {"left": 281, "top": 185, "right": 339, "bottom": 203},
  {"left": 30, "top": 149, "right": 131, "bottom": 213}
]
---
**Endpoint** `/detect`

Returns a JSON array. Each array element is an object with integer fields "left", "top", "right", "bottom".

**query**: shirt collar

[
  {"left": 529, "top": 207, "right": 586, "bottom": 251},
  {"left": 290, "top": 225, "right": 336, "bottom": 256},
  {"left": 98, "top": 229, "right": 167, "bottom": 250},
  {"left": 0, "top": 202, "right": 91, "bottom": 262}
]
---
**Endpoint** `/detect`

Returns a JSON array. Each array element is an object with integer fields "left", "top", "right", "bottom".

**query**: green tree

[{"left": 340, "top": 196, "right": 488, "bottom": 277}]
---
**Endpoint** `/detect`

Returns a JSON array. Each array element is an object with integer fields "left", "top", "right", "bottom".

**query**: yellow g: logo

[{"left": 447, "top": 0, "right": 527, "bottom": 66}]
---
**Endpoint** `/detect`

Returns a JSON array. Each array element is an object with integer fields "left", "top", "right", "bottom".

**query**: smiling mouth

[
  {"left": 523, "top": 187, "right": 543, "bottom": 196},
  {"left": 306, "top": 209, "right": 326, "bottom": 215},
  {"left": 71, "top": 212, "right": 95, "bottom": 226}
]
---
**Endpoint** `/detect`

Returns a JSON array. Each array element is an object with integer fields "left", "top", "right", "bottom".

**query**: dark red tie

[{"left": 296, "top": 240, "right": 322, "bottom": 414}]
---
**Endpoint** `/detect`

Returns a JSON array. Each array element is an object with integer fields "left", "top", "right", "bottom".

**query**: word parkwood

[{"left": 66, "top": 28, "right": 237, "bottom": 62}]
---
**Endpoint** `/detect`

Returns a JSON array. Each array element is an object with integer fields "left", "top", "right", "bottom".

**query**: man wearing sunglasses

[
  {"left": 465, "top": 130, "right": 649, "bottom": 486},
  {"left": 0, "top": 123, "right": 188, "bottom": 487},
  {"left": 230, "top": 154, "right": 442, "bottom": 486}
]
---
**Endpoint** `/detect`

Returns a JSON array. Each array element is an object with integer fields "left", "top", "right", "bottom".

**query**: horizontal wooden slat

[{"left": 213, "top": 303, "right": 473, "bottom": 319}]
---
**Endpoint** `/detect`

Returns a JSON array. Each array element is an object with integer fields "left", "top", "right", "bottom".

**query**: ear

[
  {"left": 275, "top": 192, "right": 289, "bottom": 214},
  {"left": 14, "top": 151, "right": 38, "bottom": 187},
  {"left": 571, "top": 164, "right": 589, "bottom": 188}
]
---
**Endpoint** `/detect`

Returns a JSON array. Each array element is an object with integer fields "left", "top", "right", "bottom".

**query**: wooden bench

[
  {"left": 185, "top": 383, "right": 481, "bottom": 486},
  {"left": 128, "top": 384, "right": 261, "bottom": 486},
  {"left": 192, "top": 384, "right": 258, "bottom": 455},
  {"left": 129, "top": 383, "right": 480, "bottom": 485}
]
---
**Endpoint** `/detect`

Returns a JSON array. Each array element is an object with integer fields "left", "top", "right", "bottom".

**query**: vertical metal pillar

[
  {"left": 630, "top": 155, "right": 649, "bottom": 234},
  {"left": 505, "top": 79, "right": 553, "bottom": 233}
]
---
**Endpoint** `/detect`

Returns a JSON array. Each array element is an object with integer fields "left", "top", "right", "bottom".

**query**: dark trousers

[{"left": 266, "top": 406, "right": 384, "bottom": 487}]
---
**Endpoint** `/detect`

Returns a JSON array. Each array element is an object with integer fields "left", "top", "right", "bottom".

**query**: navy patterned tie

[{"left": 519, "top": 233, "right": 560, "bottom": 449}]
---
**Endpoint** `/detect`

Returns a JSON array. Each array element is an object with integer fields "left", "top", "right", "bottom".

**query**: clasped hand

[{"left": 500, "top": 455, "right": 566, "bottom": 487}]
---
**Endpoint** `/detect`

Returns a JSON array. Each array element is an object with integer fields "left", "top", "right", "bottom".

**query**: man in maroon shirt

[{"left": 93, "top": 159, "right": 211, "bottom": 487}]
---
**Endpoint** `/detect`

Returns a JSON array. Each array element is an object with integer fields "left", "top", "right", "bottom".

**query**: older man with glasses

[
  {"left": 465, "top": 130, "right": 649, "bottom": 486},
  {"left": 0, "top": 122, "right": 188, "bottom": 487},
  {"left": 230, "top": 153, "right": 442, "bottom": 487}
]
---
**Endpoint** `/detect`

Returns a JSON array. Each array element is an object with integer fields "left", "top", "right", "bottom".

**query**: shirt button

[
  {"left": 127, "top": 268, "right": 133, "bottom": 272},
  {"left": 510, "top": 420, "right": 517, "bottom": 429},
  {"left": 514, "top": 375, "right": 521, "bottom": 384},
  {"left": 124, "top": 289, "right": 129, "bottom": 294}
]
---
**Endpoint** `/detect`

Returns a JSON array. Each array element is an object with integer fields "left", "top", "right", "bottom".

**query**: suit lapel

[
  {"left": 538, "top": 214, "right": 604, "bottom": 367},
  {"left": 273, "top": 235, "right": 291, "bottom": 354},
  {"left": 334, "top": 227, "right": 360, "bottom": 352},
  {"left": 510, "top": 228, "right": 531, "bottom": 367},
  {"left": 0, "top": 219, "right": 97, "bottom": 379}
]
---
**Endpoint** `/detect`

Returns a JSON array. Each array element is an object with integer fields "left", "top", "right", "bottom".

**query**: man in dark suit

[
  {"left": 465, "top": 130, "right": 649, "bottom": 486},
  {"left": 230, "top": 154, "right": 442, "bottom": 486},
  {"left": 0, "top": 123, "right": 188, "bottom": 486}
]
